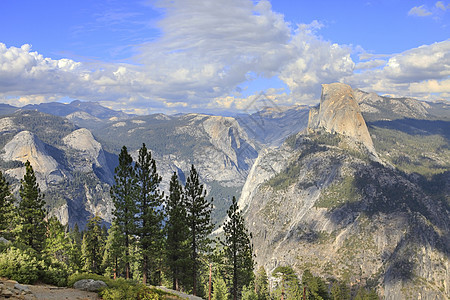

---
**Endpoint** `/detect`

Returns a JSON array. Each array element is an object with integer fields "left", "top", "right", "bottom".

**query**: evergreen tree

[
  {"left": 272, "top": 266, "right": 302, "bottom": 300},
  {"left": 241, "top": 284, "right": 258, "bottom": 300},
  {"left": 184, "top": 165, "right": 214, "bottom": 296},
  {"left": 165, "top": 172, "right": 190, "bottom": 291},
  {"left": 81, "top": 215, "right": 105, "bottom": 274},
  {"left": 16, "top": 161, "right": 46, "bottom": 253},
  {"left": 255, "top": 266, "right": 270, "bottom": 300},
  {"left": 102, "top": 220, "right": 125, "bottom": 279},
  {"left": 45, "top": 216, "right": 70, "bottom": 263},
  {"left": 330, "top": 280, "right": 350, "bottom": 300},
  {"left": 212, "top": 275, "right": 230, "bottom": 300},
  {"left": 110, "top": 146, "right": 137, "bottom": 279},
  {"left": 354, "top": 287, "right": 379, "bottom": 300},
  {"left": 223, "top": 196, "right": 254, "bottom": 300},
  {"left": 302, "top": 269, "right": 329, "bottom": 300},
  {"left": 0, "top": 170, "right": 13, "bottom": 238},
  {"left": 135, "top": 143, "right": 164, "bottom": 285}
]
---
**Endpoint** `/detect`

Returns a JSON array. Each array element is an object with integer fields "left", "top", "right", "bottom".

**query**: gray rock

[
  {"left": 73, "top": 279, "right": 107, "bottom": 292},
  {"left": 14, "top": 283, "right": 31, "bottom": 294},
  {"left": 0, "top": 237, "right": 10, "bottom": 244}
]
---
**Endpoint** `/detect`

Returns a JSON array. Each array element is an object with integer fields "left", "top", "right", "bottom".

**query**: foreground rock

[{"left": 73, "top": 279, "right": 107, "bottom": 292}]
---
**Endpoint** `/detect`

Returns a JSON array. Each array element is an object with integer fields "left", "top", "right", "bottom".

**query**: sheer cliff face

[
  {"left": 308, "top": 83, "right": 376, "bottom": 155},
  {"left": 241, "top": 84, "right": 449, "bottom": 299}
]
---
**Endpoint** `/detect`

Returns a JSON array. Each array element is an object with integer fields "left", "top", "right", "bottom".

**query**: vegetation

[
  {"left": 315, "top": 176, "right": 361, "bottom": 209},
  {"left": 222, "top": 196, "right": 254, "bottom": 300}
]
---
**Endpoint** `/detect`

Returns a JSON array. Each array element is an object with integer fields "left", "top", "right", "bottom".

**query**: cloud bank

[{"left": 0, "top": 0, "right": 448, "bottom": 113}]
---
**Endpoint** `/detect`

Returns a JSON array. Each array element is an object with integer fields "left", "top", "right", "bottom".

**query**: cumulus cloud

[
  {"left": 408, "top": 1, "right": 449, "bottom": 18},
  {"left": 0, "top": 1, "right": 448, "bottom": 113},
  {"left": 345, "top": 40, "right": 450, "bottom": 101}
]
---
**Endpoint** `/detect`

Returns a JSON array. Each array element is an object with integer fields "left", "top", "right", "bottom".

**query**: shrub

[{"left": 0, "top": 246, "right": 43, "bottom": 284}]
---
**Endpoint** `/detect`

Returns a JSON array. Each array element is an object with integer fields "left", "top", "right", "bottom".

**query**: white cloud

[
  {"left": 345, "top": 40, "right": 450, "bottom": 101},
  {"left": 408, "top": 5, "right": 432, "bottom": 17},
  {"left": 0, "top": 1, "right": 448, "bottom": 113}
]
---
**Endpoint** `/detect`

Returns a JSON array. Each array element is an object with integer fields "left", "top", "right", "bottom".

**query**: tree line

[
  {"left": 0, "top": 143, "right": 255, "bottom": 299},
  {"left": 0, "top": 143, "right": 379, "bottom": 299}
]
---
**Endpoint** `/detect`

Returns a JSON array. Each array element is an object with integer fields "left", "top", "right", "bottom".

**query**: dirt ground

[{"left": 0, "top": 279, "right": 100, "bottom": 300}]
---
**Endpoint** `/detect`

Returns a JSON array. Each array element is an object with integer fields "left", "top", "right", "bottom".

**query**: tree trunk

[{"left": 143, "top": 255, "right": 148, "bottom": 285}]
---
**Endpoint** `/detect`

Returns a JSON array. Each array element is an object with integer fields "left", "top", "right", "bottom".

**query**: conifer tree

[
  {"left": 272, "top": 266, "right": 302, "bottom": 300},
  {"left": 212, "top": 275, "right": 230, "bottom": 300},
  {"left": 110, "top": 146, "right": 137, "bottom": 279},
  {"left": 255, "top": 266, "right": 270, "bottom": 300},
  {"left": 0, "top": 170, "right": 13, "bottom": 238},
  {"left": 17, "top": 161, "right": 46, "bottom": 253},
  {"left": 81, "top": 215, "right": 105, "bottom": 274},
  {"left": 45, "top": 216, "right": 70, "bottom": 263},
  {"left": 102, "top": 220, "right": 125, "bottom": 279},
  {"left": 68, "top": 224, "right": 83, "bottom": 272},
  {"left": 223, "top": 196, "right": 254, "bottom": 300},
  {"left": 165, "top": 172, "right": 190, "bottom": 291},
  {"left": 135, "top": 143, "right": 164, "bottom": 285},
  {"left": 184, "top": 165, "right": 214, "bottom": 296}
]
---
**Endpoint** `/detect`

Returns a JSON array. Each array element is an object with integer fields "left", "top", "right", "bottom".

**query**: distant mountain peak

[{"left": 308, "top": 83, "right": 377, "bottom": 155}]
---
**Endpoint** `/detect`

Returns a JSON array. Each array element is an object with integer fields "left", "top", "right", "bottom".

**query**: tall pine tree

[
  {"left": 81, "top": 215, "right": 105, "bottom": 274},
  {"left": 17, "top": 161, "right": 46, "bottom": 253},
  {"left": 102, "top": 220, "right": 125, "bottom": 279},
  {"left": 110, "top": 146, "right": 137, "bottom": 279},
  {"left": 184, "top": 165, "right": 214, "bottom": 296},
  {"left": 135, "top": 143, "right": 164, "bottom": 285},
  {"left": 223, "top": 196, "right": 254, "bottom": 300},
  {"left": 165, "top": 172, "right": 190, "bottom": 291},
  {"left": 0, "top": 170, "right": 13, "bottom": 238},
  {"left": 255, "top": 266, "right": 270, "bottom": 300}
]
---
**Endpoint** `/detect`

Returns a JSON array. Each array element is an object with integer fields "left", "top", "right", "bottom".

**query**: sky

[{"left": 0, "top": 0, "right": 449, "bottom": 115}]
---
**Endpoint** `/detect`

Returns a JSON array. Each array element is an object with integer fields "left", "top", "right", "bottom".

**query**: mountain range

[{"left": 0, "top": 84, "right": 448, "bottom": 298}]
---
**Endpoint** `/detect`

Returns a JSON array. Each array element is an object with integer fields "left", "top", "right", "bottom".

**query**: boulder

[{"left": 73, "top": 279, "right": 107, "bottom": 292}]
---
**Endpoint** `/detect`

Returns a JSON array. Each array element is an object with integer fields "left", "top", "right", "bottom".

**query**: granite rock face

[
  {"left": 308, "top": 83, "right": 376, "bottom": 155},
  {"left": 240, "top": 83, "right": 449, "bottom": 299}
]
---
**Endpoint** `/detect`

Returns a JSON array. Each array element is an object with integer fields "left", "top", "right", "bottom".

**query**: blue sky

[{"left": 0, "top": 0, "right": 449, "bottom": 114}]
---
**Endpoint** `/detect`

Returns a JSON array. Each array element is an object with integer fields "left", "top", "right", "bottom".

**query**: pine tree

[
  {"left": 212, "top": 275, "right": 230, "bottom": 300},
  {"left": 302, "top": 269, "right": 329, "bottom": 300},
  {"left": 223, "top": 196, "right": 254, "bottom": 300},
  {"left": 110, "top": 146, "right": 137, "bottom": 279},
  {"left": 255, "top": 266, "right": 270, "bottom": 300},
  {"left": 102, "top": 220, "right": 125, "bottom": 279},
  {"left": 272, "top": 266, "right": 302, "bottom": 300},
  {"left": 81, "top": 215, "right": 105, "bottom": 274},
  {"left": 45, "top": 216, "right": 71, "bottom": 263},
  {"left": 0, "top": 170, "right": 13, "bottom": 238},
  {"left": 165, "top": 172, "right": 190, "bottom": 291},
  {"left": 67, "top": 224, "right": 83, "bottom": 272},
  {"left": 135, "top": 143, "right": 164, "bottom": 285},
  {"left": 184, "top": 165, "right": 214, "bottom": 296},
  {"left": 17, "top": 161, "right": 46, "bottom": 253}
]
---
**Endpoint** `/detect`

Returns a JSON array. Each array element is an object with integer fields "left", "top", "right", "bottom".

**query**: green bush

[{"left": 0, "top": 246, "right": 43, "bottom": 284}]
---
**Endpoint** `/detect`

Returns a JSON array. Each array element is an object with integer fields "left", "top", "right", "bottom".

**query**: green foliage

[
  {"left": 212, "top": 275, "right": 230, "bottom": 300},
  {"left": 330, "top": 280, "right": 350, "bottom": 300},
  {"left": 302, "top": 269, "right": 329, "bottom": 300},
  {"left": 315, "top": 176, "right": 360, "bottom": 209},
  {"left": 222, "top": 196, "right": 254, "bottom": 300},
  {"left": 82, "top": 215, "right": 106, "bottom": 274},
  {"left": 272, "top": 266, "right": 302, "bottom": 300},
  {"left": 135, "top": 143, "right": 164, "bottom": 285},
  {"left": 241, "top": 284, "right": 258, "bottom": 300},
  {"left": 184, "top": 164, "right": 214, "bottom": 295},
  {"left": 0, "top": 246, "right": 43, "bottom": 284},
  {"left": 110, "top": 145, "right": 138, "bottom": 279},
  {"left": 165, "top": 172, "right": 191, "bottom": 291},
  {"left": 103, "top": 220, "right": 126, "bottom": 279},
  {"left": 369, "top": 125, "right": 450, "bottom": 177},
  {"left": 0, "top": 170, "right": 14, "bottom": 238},
  {"left": 255, "top": 266, "right": 270, "bottom": 300},
  {"left": 16, "top": 161, "right": 46, "bottom": 253},
  {"left": 354, "top": 287, "right": 379, "bottom": 300}
]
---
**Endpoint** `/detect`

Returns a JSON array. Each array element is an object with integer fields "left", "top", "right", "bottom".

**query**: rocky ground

[{"left": 0, "top": 278, "right": 100, "bottom": 300}]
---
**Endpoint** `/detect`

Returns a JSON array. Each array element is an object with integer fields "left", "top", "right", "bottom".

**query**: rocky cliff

[
  {"left": 240, "top": 84, "right": 449, "bottom": 299},
  {"left": 308, "top": 83, "right": 376, "bottom": 155}
]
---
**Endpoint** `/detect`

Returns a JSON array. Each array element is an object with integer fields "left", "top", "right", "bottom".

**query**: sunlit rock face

[{"left": 308, "top": 83, "right": 376, "bottom": 155}]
